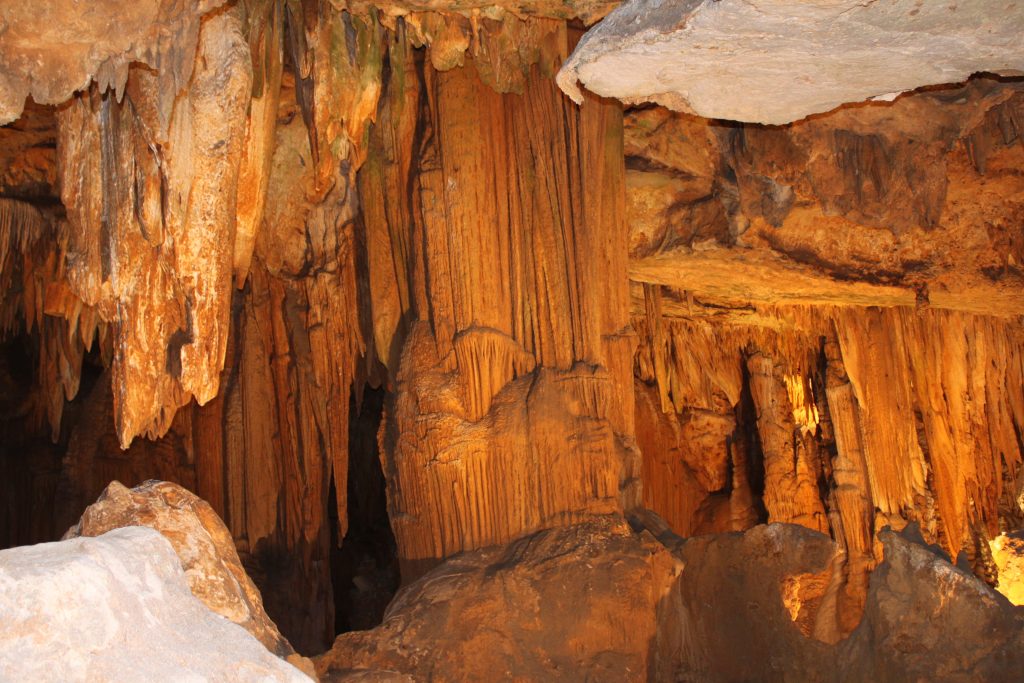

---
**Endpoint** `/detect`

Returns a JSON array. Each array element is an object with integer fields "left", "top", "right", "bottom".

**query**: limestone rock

[
  {"left": 315, "top": 515, "right": 681, "bottom": 682},
  {"left": 0, "top": 0, "right": 226, "bottom": 125},
  {"left": 64, "top": 480, "right": 297, "bottom": 660},
  {"left": 626, "top": 82, "right": 1024, "bottom": 597},
  {"left": 0, "top": 526, "right": 311, "bottom": 682},
  {"left": 841, "top": 527, "right": 1024, "bottom": 681},
  {"left": 558, "top": 0, "right": 1024, "bottom": 124},
  {"left": 363, "top": 40, "right": 639, "bottom": 575},
  {"left": 315, "top": 519, "right": 1024, "bottom": 681},
  {"left": 662, "top": 524, "right": 841, "bottom": 681}
]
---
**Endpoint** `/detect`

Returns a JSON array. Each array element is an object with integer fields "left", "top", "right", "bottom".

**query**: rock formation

[
  {"left": 0, "top": 0, "right": 1022, "bottom": 674},
  {"left": 558, "top": 0, "right": 1024, "bottom": 124},
  {"left": 316, "top": 515, "right": 681, "bottom": 681},
  {"left": 0, "top": 526, "right": 311, "bottom": 682},
  {"left": 65, "top": 480, "right": 298, "bottom": 660},
  {"left": 315, "top": 516, "right": 1024, "bottom": 681},
  {"left": 662, "top": 522, "right": 1024, "bottom": 682}
]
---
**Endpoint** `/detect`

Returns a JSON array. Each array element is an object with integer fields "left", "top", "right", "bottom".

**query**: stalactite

[
  {"left": 2, "top": 0, "right": 1023, "bottom": 662},
  {"left": 25, "top": 3, "right": 369, "bottom": 651},
  {"left": 361, "top": 28, "right": 637, "bottom": 575},
  {"left": 56, "top": 8, "right": 253, "bottom": 446},
  {"left": 632, "top": 299, "right": 1024, "bottom": 636}
]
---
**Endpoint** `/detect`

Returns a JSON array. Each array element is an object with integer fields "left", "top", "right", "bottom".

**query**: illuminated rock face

[
  {"left": 0, "top": 0, "right": 1023, "bottom": 670},
  {"left": 363, "top": 46, "right": 639, "bottom": 577},
  {"left": 558, "top": 0, "right": 1024, "bottom": 125},
  {"left": 627, "top": 79, "right": 1024, "bottom": 638},
  {"left": 992, "top": 532, "right": 1024, "bottom": 606},
  {"left": 0, "top": 527, "right": 311, "bottom": 682}
]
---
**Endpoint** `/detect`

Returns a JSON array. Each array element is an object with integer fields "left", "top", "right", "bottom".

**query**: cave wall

[
  {"left": 361, "top": 26, "right": 639, "bottom": 575},
  {"left": 0, "top": 0, "right": 1023, "bottom": 654},
  {"left": 627, "top": 80, "right": 1024, "bottom": 636}
]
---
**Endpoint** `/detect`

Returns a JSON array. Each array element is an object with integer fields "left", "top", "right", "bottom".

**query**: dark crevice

[{"left": 329, "top": 385, "right": 399, "bottom": 635}]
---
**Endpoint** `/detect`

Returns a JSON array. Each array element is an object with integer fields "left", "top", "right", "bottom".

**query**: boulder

[
  {"left": 0, "top": 526, "right": 311, "bottom": 682},
  {"left": 842, "top": 528, "right": 1024, "bottom": 682},
  {"left": 665, "top": 523, "right": 1024, "bottom": 682},
  {"left": 318, "top": 516, "right": 1024, "bottom": 682},
  {"left": 64, "top": 480, "right": 298, "bottom": 661},
  {"left": 315, "top": 515, "right": 681, "bottom": 682}
]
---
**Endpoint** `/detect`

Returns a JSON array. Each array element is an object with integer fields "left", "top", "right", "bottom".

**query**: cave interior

[{"left": 1, "top": 0, "right": 1024, "bottom": 680}]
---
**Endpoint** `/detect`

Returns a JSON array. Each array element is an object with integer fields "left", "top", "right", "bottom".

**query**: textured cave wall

[
  {"left": 1, "top": 0, "right": 1023, "bottom": 658},
  {"left": 0, "top": 1, "right": 641, "bottom": 651},
  {"left": 627, "top": 79, "right": 1024, "bottom": 635},
  {"left": 1, "top": 1, "right": 370, "bottom": 654},
  {"left": 360, "top": 23, "right": 640, "bottom": 576}
]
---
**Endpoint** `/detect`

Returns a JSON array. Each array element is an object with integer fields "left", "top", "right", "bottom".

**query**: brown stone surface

[
  {"left": 56, "top": 7, "right": 253, "bottom": 447},
  {"left": 316, "top": 515, "right": 680, "bottom": 682},
  {"left": 625, "top": 79, "right": 1024, "bottom": 315},
  {"left": 660, "top": 523, "right": 1024, "bottom": 682},
  {"left": 1, "top": 0, "right": 1023, "bottom": 665},
  {"left": 626, "top": 78, "right": 1024, "bottom": 625},
  {"left": 361, "top": 35, "right": 639, "bottom": 575},
  {"left": 842, "top": 526, "right": 1024, "bottom": 682},
  {"left": 0, "top": 0, "right": 227, "bottom": 125},
  {"left": 316, "top": 517, "right": 1024, "bottom": 682}
]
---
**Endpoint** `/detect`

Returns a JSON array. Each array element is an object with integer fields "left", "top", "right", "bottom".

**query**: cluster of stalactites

[{"left": 6, "top": 0, "right": 590, "bottom": 450}]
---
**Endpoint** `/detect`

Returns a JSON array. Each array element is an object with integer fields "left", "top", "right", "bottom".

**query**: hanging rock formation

[
  {"left": 0, "top": 0, "right": 228, "bottom": 125},
  {"left": 558, "top": 0, "right": 1024, "bottom": 124},
  {"left": 363, "top": 33, "right": 640, "bottom": 574},
  {"left": 625, "top": 77, "right": 1024, "bottom": 628}
]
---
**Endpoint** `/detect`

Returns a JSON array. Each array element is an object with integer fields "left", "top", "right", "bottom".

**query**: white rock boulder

[
  {"left": 558, "top": 0, "right": 1024, "bottom": 125},
  {"left": 0, "top": 526, "right": 311, "bottom": 682}
]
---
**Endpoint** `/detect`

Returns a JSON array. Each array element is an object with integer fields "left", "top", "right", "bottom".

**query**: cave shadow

[{"left": 328, "top": 384, "right": 400, "bottom": 635}]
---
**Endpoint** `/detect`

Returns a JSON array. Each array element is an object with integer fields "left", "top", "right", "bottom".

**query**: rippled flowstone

[{"left": 0, "top": 526, "right": 312, "bottom": 682}]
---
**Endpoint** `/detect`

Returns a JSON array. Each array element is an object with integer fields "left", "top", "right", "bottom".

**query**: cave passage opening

[{"left": 329, "top": 384, "right": 400, "bottom": 635}]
